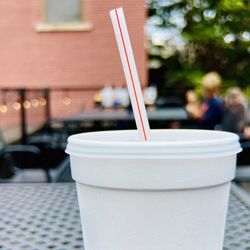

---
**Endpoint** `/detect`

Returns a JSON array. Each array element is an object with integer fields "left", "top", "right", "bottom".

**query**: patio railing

[{"left": 0, "top": 87, "right": 99, "bottom": 144}]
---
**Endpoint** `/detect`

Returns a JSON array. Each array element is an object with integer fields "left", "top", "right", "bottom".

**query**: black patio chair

[
  {"left": 49, "top": 156, "right": 73, "bottom": 182},
  {"left": 0, "top": 124, "right": 69, "bottom": 182},
  {"left": 0, "top": 144, "right": 44, "bottom": 181},
  {"left": 27, "top": 134, "right": 67, "bottom": 172}
]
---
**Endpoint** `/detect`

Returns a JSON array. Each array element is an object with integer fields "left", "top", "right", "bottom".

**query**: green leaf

[{"left": 221, "top": 0, "right": 246, "bottom": 11}]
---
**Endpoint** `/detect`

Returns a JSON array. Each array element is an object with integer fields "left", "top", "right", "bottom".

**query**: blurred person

[
  {"left": 199, "top": 72, "right": 224, "bottom": 130},
  {"left": 113, "top": 86, "right": 130, "bottom": 108},
  {"left": 222, "top": 87, "right": 246, "bottom": 134},
  {"left": 185, "top": 89, "right": 201, "bottom": 119},
  {"left": 243, "top": 109, "right": 250, "bottom": 139},
  {"left": 243, "top": 122, "right": 250, "bottom": 139},
  {"left": 100, "top": 86, "right": 114, "bottom": 108},
  {"left": 143, "top": 85, "right": 158, "bottom": 109},
  {"left": 94, "top": 91, "right": 102, "bottom": 108}
]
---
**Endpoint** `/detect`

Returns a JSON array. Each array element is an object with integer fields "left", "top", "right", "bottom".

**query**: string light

[
  {"left": 39, "top": 97, "right": 47, "bottom": 106},
  {"left": 0, "top": 89, "right": 8, "bottom": 113},
  {"left": 31, "top": 98, "right": 39, "bottom": 107},
  {"left": 23, "top": 100, "right": 31, "bottom": 109},
  {"left": 0, "top": 104, "right": 8, "bottom": 113},
  {"left": 63, "top": 96, "right": 71, "bottom": 105},
  {"left": 13, "top": 102, "right": 21, "bottom": 111}
]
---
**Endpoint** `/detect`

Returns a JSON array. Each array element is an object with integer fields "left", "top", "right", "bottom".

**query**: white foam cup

[{"left": 66, "top": 129, "right": 241, "bottom": 250}]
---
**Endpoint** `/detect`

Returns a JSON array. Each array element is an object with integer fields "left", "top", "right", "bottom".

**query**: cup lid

[{"left": 66, "top": 129, "right": 242, "bottom": 159}]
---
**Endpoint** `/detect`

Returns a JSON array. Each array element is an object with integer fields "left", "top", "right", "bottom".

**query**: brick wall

[{"left": 0, "top": 0, "right": 147, "bottom": 89}]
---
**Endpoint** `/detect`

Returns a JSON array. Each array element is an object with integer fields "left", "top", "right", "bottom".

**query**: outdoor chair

[
  {"left": 49, "top": 156, "right": 73, "bottom": 182},
  {"left": 0, "top": 144, "right": 69, "bottom": 182},
  {"left": 0, "top": 144, "right": 43, "bottom": 181},
  {"left": 27, "top": 122, "right": 68, "bottom": 150},
  {"left": 27, "top": 136, "right": 67, "bottom": 171}
]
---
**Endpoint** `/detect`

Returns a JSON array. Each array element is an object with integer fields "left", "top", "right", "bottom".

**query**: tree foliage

[{"left": 147, "top": 0, "right": 250, "bottom": 94}]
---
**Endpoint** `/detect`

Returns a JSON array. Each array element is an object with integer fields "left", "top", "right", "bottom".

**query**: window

[
  {"left": 36, "top": 0, "right": 92, "bottom": 32},
  {"left": 45, "top": 0, "right": 81, "bottom": 23}
]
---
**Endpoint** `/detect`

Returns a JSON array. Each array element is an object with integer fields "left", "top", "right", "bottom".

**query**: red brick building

[
  {"left": 0, "top": 0, "right": 147, "bottom": 90},
  {"left": 0, "top": 1, "right": 147, "bottom": 140}
]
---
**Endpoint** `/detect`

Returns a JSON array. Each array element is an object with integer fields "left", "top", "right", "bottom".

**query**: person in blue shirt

[{"left": 199, "top": 72, "right": 224, "bottom": 130}]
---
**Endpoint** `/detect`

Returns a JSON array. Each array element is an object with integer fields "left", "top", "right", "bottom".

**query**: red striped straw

[{"left": 110, "top": 8, "right": 151, "bottom": 141}]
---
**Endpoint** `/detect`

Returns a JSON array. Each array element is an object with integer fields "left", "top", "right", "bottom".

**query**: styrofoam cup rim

[{"left": 66, "top": 129, "right": 242, "bottom": 158}]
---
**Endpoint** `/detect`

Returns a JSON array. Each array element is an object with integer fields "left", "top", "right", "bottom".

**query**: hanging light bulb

[
  {"left": 13, "top": 102, "right": 21, "bottom": 111},
  {"left": 31, "top": 98, "right": 39, "bottom": 107},
  {"left": 63, "top": 96, "right": 71, "bottom": 105},
  {"left": 0, "top": 104, "right": 8, "bottom": 113},
  {"left": 23, "top": 100, "right": 31, "bottom": 109},
  {"left": 0, "top": 89, "right": 8, "bottom": 113},
  {"left": 39, "top": 97, "right": 47, "bottom": 106}
]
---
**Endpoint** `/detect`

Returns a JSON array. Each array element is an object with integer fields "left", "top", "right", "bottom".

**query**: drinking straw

[{"left": 110, "top": 8, "right": 151, "bottom": 141}]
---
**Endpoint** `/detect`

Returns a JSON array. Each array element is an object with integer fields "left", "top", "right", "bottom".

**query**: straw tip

[{"left": 110, "top": 7, "right": 123, "bottom": 15}]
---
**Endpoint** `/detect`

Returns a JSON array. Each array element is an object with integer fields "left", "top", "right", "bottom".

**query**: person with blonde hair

[
  {"left": 199, "top": 72, "right": 224, "bottom": 129},
  {"left": 201, "top": 71, "right": 222, "bottom": 98}
]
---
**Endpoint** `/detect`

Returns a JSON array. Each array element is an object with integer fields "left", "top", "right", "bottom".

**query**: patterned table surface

[{"left": 0, "top": 183, "right": 249, "bottom": 250}]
